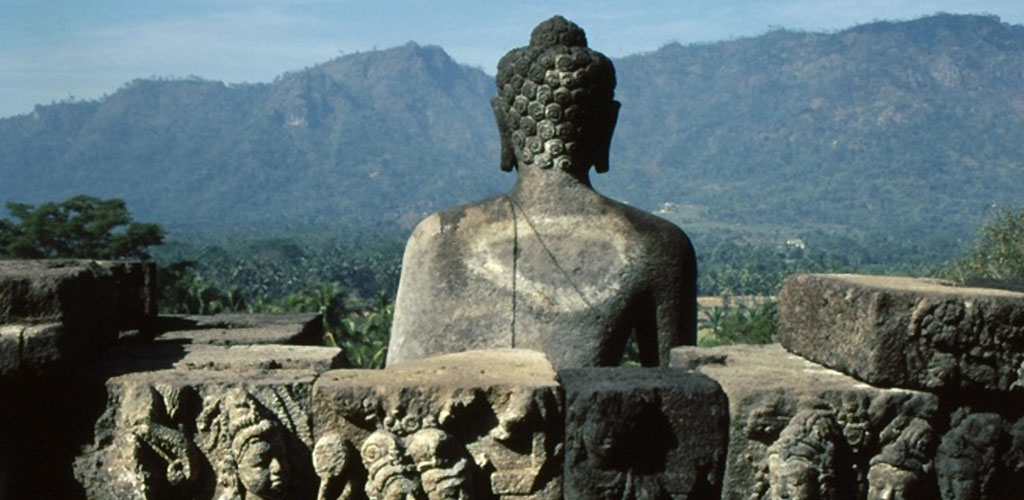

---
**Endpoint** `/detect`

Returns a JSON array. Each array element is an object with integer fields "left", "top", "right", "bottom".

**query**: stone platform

[{"left": 778, "top": 273, "right": 1024, "bottom": 392}]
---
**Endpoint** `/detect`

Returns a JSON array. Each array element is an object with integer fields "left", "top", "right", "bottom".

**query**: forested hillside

[
  {"left": 0, "top": 43, "right": 502, "bottom": 232},
  {"left": 2, "top": 14, "right": 1022, "bottom": 242},
  {"left": 609, "top": 13, "right": 1024, "bottom": 238}
]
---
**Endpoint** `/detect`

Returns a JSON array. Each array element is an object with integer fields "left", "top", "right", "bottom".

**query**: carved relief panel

[
  {"left": 311, "top": 350, "right": 563, "bottom": 500},
  {"left": 74, "top": 369, "right": 318, "bottom": 500},
  {"left": 744, "top": 391, "right": 939, "bottom": 500},
  {"left": 560, "top": 367, "right": 730, "bottom": 500}
]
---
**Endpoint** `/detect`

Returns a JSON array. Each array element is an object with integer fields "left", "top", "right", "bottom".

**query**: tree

[
  {"left": 0, "top": 195, "right": 164, "bottom": 259},
  {"left": 944, "top": 208, "right": 1024, "bottom": 283}
]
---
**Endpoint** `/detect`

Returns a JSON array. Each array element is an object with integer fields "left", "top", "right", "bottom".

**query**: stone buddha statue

[{"left": 386, "top": 16, "right": 697, "bottom": 369}]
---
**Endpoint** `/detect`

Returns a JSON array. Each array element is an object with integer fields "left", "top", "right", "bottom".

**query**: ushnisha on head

[{"left": 492, "top": 15, "right": 620, "bottom": 175}]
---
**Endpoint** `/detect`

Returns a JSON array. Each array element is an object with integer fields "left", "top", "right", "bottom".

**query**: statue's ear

[
  {"left": 491, "top": 97, "right": 516, "bottom": 172},
  {"left": 592, "top": 100, "right": 620, "bottom": 174}
]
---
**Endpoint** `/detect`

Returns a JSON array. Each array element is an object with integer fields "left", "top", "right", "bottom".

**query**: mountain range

[{"left": 2, "top": 13, "right": 1022, "bottom": 242}]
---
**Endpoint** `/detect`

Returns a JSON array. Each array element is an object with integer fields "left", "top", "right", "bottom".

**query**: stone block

[
  {"left": 169, "top": 312, "right": 322, "bottom": 330},
  {"left": 0, "top": 323, "right": 85, "bottom": 377},
  {"left": 175, "top": 345, "right": 346, "bottom": 372},
  {"left": 99, "top": 343, "right": 347, "bottom": 374},
  {"left": 778, "top": 273, "right": 1024, "bottom": 392},
  {"left": 0, "top": 260, "right": 119, "bottom": 332},
  {"left": 672, "top": 344, "right": 940, "bottom": 500},
  {"left": 312, "top": 349, "right": 563, "bottom": 500},
  {"left": 0, "top": 325, "right": 21, "bottom": 378},
  {"left": 156, "top": 313, "right": 324, "bottom": 346},
  {"left": 19, "top": 322, "right": 73, "bottom": 374},
  {"left": 560, "top": 367, "right": 728, "bottom": 499},
  {"left": 96, "top": 260, "right": 157, "bottom": 331},
  {"left": 74, "top": 368, "right": 319, "bottom": 500}
]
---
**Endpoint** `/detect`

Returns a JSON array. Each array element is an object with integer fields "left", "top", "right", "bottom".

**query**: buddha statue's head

[{"left": 492, "top": 16, "right": 620, "bottom": 176}]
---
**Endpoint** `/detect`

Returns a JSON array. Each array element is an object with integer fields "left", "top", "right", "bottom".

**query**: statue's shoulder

[
  {"left": 602, "top": 198, "right": 694, "bottom": 253},
  {"left": 406, "top": 196, "right": 512, "bottom": 250}
]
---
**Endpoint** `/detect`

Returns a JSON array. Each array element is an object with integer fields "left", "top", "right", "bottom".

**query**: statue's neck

[{"left": 509, "top": 165, "right": 597, "bottom": 212}]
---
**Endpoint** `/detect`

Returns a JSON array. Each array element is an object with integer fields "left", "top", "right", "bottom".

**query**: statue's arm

[
  {"left": 649, "top": 229, "right": 698, "bottom": 366},
  {"left": 387, "top": 215, "right": 441, "bottom": 365}
]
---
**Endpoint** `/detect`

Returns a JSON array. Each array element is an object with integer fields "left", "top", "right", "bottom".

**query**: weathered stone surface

[
  {"left": 100, "top": 343, "right": 348, "bottom": 373},
  {"left": 312, "top": 349, "right": 563, "bottom": 499},
  {"left": 176, "top": 345, "right": 345, "bottom": 372},
  {"left": 0, "top": 325, "right": 19, "bottom": 377},
  {"left": 672, "top": 344, "right": 940, "bottom": 500},
  {"left": 0, "top": 259, "right": 118, "bottom": 330},
  {"left": 169, "top": 313, "right": 321, "bottom": 330},
  {"left": 156, "top": 313, "right": 324, "bottom": 346},
  {"left": 97, "top": 260, "right": 158, "bottom": 332},
  {"left": 387, "top": 16, "right": 697, "bottom": 369},
  {"left": 778, "top": 273, "right": 1024, "bottom": 392},
  {"left": 74, "top": 368, "right": 319, "bottom": 500},
  {"left": 933, "top": 408, "right": 1024, "bottom": 500},
  {"left": 0, "top": 322, "right": 93, "bottom": 377},
  {"left": 19, "top": 322, "right": 72, "bottom": 374},
  {"left": 560, "top": 367, "right": 728, "bottom": 499}
]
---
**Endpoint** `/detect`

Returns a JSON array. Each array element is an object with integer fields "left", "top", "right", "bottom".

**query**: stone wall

[
  {"left": 0, "top": 260, "right": 338, "bottom": 499},
  {"left": 6, "top": 263, "right": 1023, "bottom": 499},
  {"left": 72, "top": 349, "right": 730, "bottom": 500},
  {"left": 0, "top": 259, "right": 731, "bottom": 500},
  {"left": 674, "top": 273, "right": 1024, "bottom": 500}
]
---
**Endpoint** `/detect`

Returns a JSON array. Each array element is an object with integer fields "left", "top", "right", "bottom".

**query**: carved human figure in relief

[
  {"left": 568, "top": 391, "right": 671, "bottom": 500},
  {"left": 757, "top": 408, "right": 843, "bottom": 500},
  {"left": 867, "top": 418, "right": 934, "bottom": 500},
  {"left": 360, "top": 430, "right": 422, "bottom": 500},
  {"left": 406, "top": 428, "right": 475, "bottom": 500},
  {"left": 204, "top": 390, "right": 292, "bottom": 500},
  {"left": 387, "top": 16, "right": 697, "bottom": 369}
]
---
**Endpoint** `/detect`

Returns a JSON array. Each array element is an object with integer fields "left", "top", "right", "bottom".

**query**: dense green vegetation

[
  {"left": 697, "top": 300, "right": 779, "bottom": 348},
  {"left": 152, "top": 232, "right": 403, "bottom": 368},
  {"left": 694, "top": 227, "right": 955, "bottom": 297}
]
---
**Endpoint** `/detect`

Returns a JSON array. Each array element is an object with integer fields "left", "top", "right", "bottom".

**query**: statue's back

[{"left": 387, "top": 193, "right": 694, "bottom": 369}]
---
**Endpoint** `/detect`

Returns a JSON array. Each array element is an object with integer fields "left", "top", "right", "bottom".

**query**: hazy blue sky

[{"left": 2, "top": 0, "right": 1023, "bottom": 118}]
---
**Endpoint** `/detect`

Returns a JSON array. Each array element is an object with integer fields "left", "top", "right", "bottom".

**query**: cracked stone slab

[
  {"left": 778, "top": 273, "right": 1024, "bottom": 392},
  {"left": 311, "top": 349, "right": 563, "bottom": 500},
  {"left": 560, "top": 367, "right": 729, "bottom": 500},
  {"left": 672, "top": 344, "right": 940, "bottom": 500},
  {"left": 74, "top": 368, "right": 320, "bottom": 500}
]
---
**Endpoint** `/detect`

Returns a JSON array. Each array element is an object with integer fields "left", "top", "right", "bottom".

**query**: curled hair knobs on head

[{"left": 492, "top": 15, "right": 618, "bottom": 174}]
